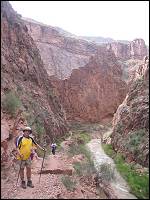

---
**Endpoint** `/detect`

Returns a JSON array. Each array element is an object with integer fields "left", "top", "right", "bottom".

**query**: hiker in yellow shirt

[{"left": 16, "top": 127, "right": 45, "bottom": 189}]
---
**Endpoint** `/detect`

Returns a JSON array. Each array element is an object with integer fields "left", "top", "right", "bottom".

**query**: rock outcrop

[
  {"left": 1, "top": 1, "right": 68, "bottom": 150},
  {"left": 111, "top": 57, "right": 149, "bottom": 167},
  {"left": 51, "top": 48, "right": 127, "bottom": 122},
  {"left": 105, "top": 39, "right": 148, "bottom": 60}
]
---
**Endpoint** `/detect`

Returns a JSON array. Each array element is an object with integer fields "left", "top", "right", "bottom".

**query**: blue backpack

[{"left": 15, "top": 135, "right": 23, "bottom": 148}]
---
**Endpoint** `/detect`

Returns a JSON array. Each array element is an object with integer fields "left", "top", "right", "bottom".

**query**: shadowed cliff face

[
  {"left": 111, "top": 57, "right": 149, "bottom": 167},
  {"left": 1, "top": 2, "right": 68, "bottom": 146},
  {"left": 51, "top": 48, "right": 127, "bottom": 123}
]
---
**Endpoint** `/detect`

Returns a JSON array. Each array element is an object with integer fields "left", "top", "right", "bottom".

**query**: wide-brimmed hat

[{"left": 23, "top": 127, "right": 32, "bottom": 133}]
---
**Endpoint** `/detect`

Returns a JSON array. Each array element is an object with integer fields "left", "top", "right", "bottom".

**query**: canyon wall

[
  {"left": 105, "top": 39, "right": 148, "bottom": 60},
  {"left": 23, "top": 18, "right": 148, "bottom": 80},
  {"left": 22, "top": 18, "right": 98, "bottom": 79},
  {"left": 111, "top": 57, "right": 149, "bottom": 167},
  {"left": 22, "top": 18, "right": 129, "bottom": 122},
  {"left": 51, "top": 48, "right": 127, "bottom": 122},
  {"left": 1, "top": 1, "right": 68, "bottom": 150}
]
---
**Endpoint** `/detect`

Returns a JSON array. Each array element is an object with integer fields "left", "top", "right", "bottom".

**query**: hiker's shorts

[{"left": 17, "top": 159, "right": 32, "bottom": 169}]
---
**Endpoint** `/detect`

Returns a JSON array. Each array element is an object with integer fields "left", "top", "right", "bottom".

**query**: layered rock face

[
  {"left": 105, "top": 39, "right": 148, "bottom": 60},
  {"left": 1, "top": 1, "right": 68, "bottom": 148},
  {"left": 111, "top": 57, "right": 149, "bottom": 167},
  {"left": 51, "top": 48, "right": 127, "bottom": 122},
  {"left": 20, "top": 15, "right": 148, "bottom": 126},
  {"left": 22, "top": 18, "right": 148, "bottom": 80},
  {"left": 22, "top": 18, "right": 99, "bottom": 79}
]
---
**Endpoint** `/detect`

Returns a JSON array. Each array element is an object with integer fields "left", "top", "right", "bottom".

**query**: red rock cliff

[
  {"left": 22, "top": 18, "right": 148, "bottom": 80},
  {"left": 22, "top": 18, "right": 99, "bottom": 79},
  {"left": 106, "top": 39, "right": 148, "bottom": 60},
  {"left": 1, "top": 2, "right": 68, "bottom": 148},
  {"left": 111, "top": 57, "right": 149, "bottom": 167},
  {"left": 51, "top": 47, "right": 127, "bottom": 123}
]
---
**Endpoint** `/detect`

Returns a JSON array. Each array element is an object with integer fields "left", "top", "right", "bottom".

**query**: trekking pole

[
  {"left": 16, "top": 159, "right": 22, "bottom": 187},
  {"left": 39, "top": 149, "right": 46, "bottom": 183}
]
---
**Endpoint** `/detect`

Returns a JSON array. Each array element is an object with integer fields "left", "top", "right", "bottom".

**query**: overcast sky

[{"left": 10, "top": 1, "right": 149, "bottom": 45}]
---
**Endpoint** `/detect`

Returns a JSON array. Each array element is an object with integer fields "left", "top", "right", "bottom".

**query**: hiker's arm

[
  {"left": 36, "top": 143, "right": 46, "bottom": 151},
  {"left": 31, "top": 137, "right": 46, "bottom": 151}
]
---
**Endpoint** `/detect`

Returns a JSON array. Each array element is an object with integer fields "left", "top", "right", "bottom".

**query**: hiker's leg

[
  {"left": 18, "top": 160, "right": 25, "bottom": 181},
  {"left": 20, "top": 168, "right": 25, "bottom": 181},
  {"left": 52, "top": 149, "right": 55, "bottom": 155},
  {"left": 26, "top": 159, "right": 32, "bottom": 180},
  {"left": 26, "top": 160, "right": 34, "bottom": 188},
  {"left": 26, "top": 166, "right": 31, "bottom": 180}
]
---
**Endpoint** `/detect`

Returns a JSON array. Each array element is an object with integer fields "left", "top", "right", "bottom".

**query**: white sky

[{"left": 10, "top": 1, "right": 149, "bottom": 45}]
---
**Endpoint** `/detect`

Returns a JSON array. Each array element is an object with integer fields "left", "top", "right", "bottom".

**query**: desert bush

[
  {"left": 103, "top": 143, "right": 149, "bottom": 199},
  {"left": 61, "top": 175, "right": 76, "bottom": 191},
  {"left": 2, "top": 91, "right": 22, "bottom": 116},
  {"left": 68, "top": 143, "right": 92, "bottom": 162},
  {"left": 129, "top": 129, "right": 145, "bottom": 146},
  {"left": 73, "top": 161, "right": 95, "bottom": 177}
]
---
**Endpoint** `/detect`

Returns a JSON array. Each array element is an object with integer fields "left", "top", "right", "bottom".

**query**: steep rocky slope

[
  {"left": 22, "top": 18, "right": 98, "bottom": 79},
  {"left": 22, "top": 18, "right": 148, "bottom": 80},
  {"left": 21, "top": 18, "right": 148, "bottom": 124},
  {"left": 111, "top": 57, "right": 149, "bottom": 167},
  {"left": 51, "top": 48, "right": 127, "bottom": 122},
  {"left": 1, "top": 1, "right": 68, "bottom": 150},
  {"left": 21, "top": 17, "right": 130, "bottom": 123}
]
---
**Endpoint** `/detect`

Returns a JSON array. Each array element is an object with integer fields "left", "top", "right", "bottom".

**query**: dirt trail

[
  {"left": 1, "top": 154, "right": 69, "bottom": 199},
  {"left": 86, "top": 129, "right": 137, "bottom": 199},
  {"left": 1, "top": 148, "right": 105, "bottom": 199}
]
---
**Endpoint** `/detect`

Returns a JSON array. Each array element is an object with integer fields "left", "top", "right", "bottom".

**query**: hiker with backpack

[
  {"left": 51, "top": 142, "right": 57, "bottom": 155},
  {"left": 15, "top": 126, "right": 46, "bottom": 189}
]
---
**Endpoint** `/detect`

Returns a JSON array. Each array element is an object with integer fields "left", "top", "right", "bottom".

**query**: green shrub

[
  {"left": 68, "top": 143, "right": 92, "bottom": 162},
  {"left": 103, "top": 144, "right": 149, "bottom": 199},
  {"left": 102, "top": 143, "right": 115, "bottom": 158},
  {"left": 2, "top": 91, "right": 21, "bottom": 116},
  {"left": 61, "top": 175, "right": 76, "bottom": 191},
  {"left": 73, "top": 161, "right": 95, "bottom": 177},
  {"left": 78, "top": 131, "right": 91, "bottom": 143},
  {"left": 73, "top": 162, "right": 83, "bottom": 176},
  {"left": 125, "top": 129, "right": 146, "bottom": 156},
  {"left": 35, "top": 122, "right": 44, "bottom": 136},
  {"left": 71, "top": 131, "right": 91, "bottom": 145},
  {"left": 129, "top": 129, "right": 145, "bottom": 146}
]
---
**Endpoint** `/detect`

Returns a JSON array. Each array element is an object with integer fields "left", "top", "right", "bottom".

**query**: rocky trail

[
  {"left": 1, "top": 137, "right": 106, "bottom": 199},
  {"left": 1, "top": 154, "right": 68, "bottom": 199},
  {"left": 1, "top": 126, "right": 137, "bottom": 199}
]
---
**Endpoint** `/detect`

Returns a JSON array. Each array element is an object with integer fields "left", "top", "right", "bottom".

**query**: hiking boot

[
  {"left": 21, "top": 181, "right": 26, "bottom": 189},
  {"left": 27, "top": 180, "right": 34, "bottom": 188}
]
